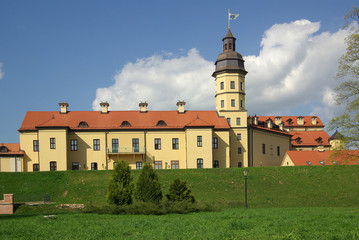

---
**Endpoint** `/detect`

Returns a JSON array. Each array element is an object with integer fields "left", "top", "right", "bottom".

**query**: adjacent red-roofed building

[
  {"left": 281, "top": 150, "right": 359, "bottom": 166},
  {"left": 0, "top": 143, "right": 24, "bottom": 172}
]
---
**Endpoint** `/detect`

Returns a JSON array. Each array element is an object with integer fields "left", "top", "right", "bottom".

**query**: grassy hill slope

[{"left": 0, "top": 165, "right": 358, "bottom": 208}]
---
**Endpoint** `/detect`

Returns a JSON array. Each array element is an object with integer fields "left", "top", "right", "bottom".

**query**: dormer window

[
  {"left": 156, "top": 120, "right": 167, "bottom": 127},
  {"left": 120, "top": 121, "right": 132, "bottom": 127},
  {"left": 315, "top": 137, "right": 323, "bottom": 144},
  {"left": 78, "top": 121, "right": 89, "bottom": 127},
  {"left": 287, "top": 118, "right": 293, "bottom": 125},
  {"left": 306, "top": 161, "right": 312, "bottom": 165},
  {"left": 320, "top": 160, "right": 325, "bottom": 165},
  {"left": 0, "top": 146, "right": 8, "bottom": 152},
  {"left": 295, "top": 137, "right": 302, "bottom": 143}
]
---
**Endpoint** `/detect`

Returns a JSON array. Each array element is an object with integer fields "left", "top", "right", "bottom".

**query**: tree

[
  {"left": 328, "top": 7, "right": 359, "bottom": 149},
  {"left": 135, "top": 163, "right": 162, "bottom": 203},
  {"left": 166, "top": 178, "right": 195, "bottom": 203},
  {"left": 106, "top": 160, "right": 134, "bottom": 205}
]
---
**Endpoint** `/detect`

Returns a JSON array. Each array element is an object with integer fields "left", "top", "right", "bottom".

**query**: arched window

[
  {"left": 120, "top": 121, "right": 132, "bottom": 127},
  {"left": 0, "top": 146, "right": 8, "bottom": 152},
  {"left": 78, "top": 121, "right": 89, "bottom": 127},
  {"left": 156, "top": 120, "right": 167, "bottom": 127}
]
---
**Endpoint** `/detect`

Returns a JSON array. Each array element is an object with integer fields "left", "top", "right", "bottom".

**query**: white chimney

[
  {"left": 59, "top": 102, "right": 69, "bottom": 114},
  {"left": 100, "top": 101, "right": 109, "bottom": 114},
  {"left": 139, "top": 102, "right": 148, "bottom": 113},
  {"left": 176, "top": 100, "right": 186, "bottom": 113}
]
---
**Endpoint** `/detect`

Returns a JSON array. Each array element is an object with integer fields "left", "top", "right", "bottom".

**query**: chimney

[
  {"left": 312, "top": 116, "right": 317, "bottom": 125},
  {"left": 176, "top": 100, "right": 186, "bottom": 113},
  {"left": 297, "top": 116, "right": 304, "bottom": 125},
  {"left": 139, "top": 102, "right": 148, "bottom": 113},
  {"left": 275, "top": 116, "right": 282, "bottom": 125},
  {"left": 266, "top": 118, "right": 273, "bottom": 129},
  {"left": 100, "top": 101, "right": 109, "bottom": 114},
  {"left": 279, "top": 122, "right": 284, "bottom": 131},
  {"left": 253, "top": 115, "right": 258, "bottom": 125},
  {"left": 59, "top": 102, "right": 69, "bottom": 114}
]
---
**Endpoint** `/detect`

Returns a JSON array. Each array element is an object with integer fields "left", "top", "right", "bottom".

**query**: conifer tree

[
  {"left": 166, "top": 178, "right": 195, "bottom": 203},
  {"left": 107, "top": 160, "right": 134, "bottom": 205},
  {"left": 135, "top": 163, "right": 162, "bottom": 203}
]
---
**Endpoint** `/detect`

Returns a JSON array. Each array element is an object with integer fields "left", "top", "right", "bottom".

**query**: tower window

[
  {"left": 240, "top": 82, "right": 243, "bottom": 90},
  {"left": 224, "top": 44, "right": 227, "bottom": 50},
  {"left": 220, "top": 82, "right": 224, "bottom": 90},
  {"left": 241, "top": 100, "right": 244, "bottom": 108},
  {"left": 230, "top": 81, "right": 235, "bottom": 89},
  {"left": 229, "top": 43, "right": 232, "bottom": 49},
  {"left": 231, "top": 99, "right": 235, "bottom": 107},
  {"left": 236, "top": 118, "right": 241, "bottom": 125},
  {"left": 221, "top": 100, "right": 224, "bottom": 108}
]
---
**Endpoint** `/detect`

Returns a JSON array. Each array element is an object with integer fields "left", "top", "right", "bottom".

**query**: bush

[
  {"left": 166, "top": 178, "right": 196, "bottom": 203},
  {"left": 135, "top": 163, "right": 162, "bottom": 203},
  {"left": 106, "top": 160, "right": 134, "bottom": 205}
]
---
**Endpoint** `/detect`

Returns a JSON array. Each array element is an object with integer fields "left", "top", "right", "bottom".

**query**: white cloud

[
  {"left": 92, "top": 49, "right": 214, "bottom": 111},
  {"left": 0, "top": 63, "right": 3, "bottom": 80},
  {"left": 245, "top": 19, "right": 349, "bottom": 124},
  {"left": 93, "top": 19, "right": 349, "bottom": 125}
]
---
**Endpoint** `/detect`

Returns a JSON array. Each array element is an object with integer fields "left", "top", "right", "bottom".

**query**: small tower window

[
  {"left": 120, "top": 121, "right": 132, "bottom": 127},
  {"left": 156, "top": 120, "right": 167, "bottom": 127},
  {"left": 230, "top": 81, "right": 235, "bottom": 89},
  {"left": 231, "top": 99, "right": 235, "bottom": 107},
  {"left": 240, "top": 100, "right": 244, "bottom": 108},
  {"left": 220, "top": 82, "right": 224, "bottom": 90},
  {"left": 224, "top": 44, "right": 227, "bottom": 50},
  {"left": 229, "top": 43, "right": 232, "bottom": 49},
  {"left": 221, "top": 100, "right": 224, "bottom": 108},
  {"left": 78, "top": 121, "right": 89, "bottom": 127}
]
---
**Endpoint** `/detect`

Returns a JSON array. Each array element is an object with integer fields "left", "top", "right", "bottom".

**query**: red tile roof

[
  {"left": 284, "top": 150, "right": 359, "bottom": 166},
  {"left": 19, "top": 111, "right": 230, "bottom": 131},
  {"left": 291, "top": 131, "right": 331, "bottom": 147},
  {"left": 0, "top": 143, "right": 24, "bottom": 155},
  {"left": 250, "top": 124, "right": 292, "bottom": 136},
  {"left": 256, "top": 116, "right": 324, "bottom": 128}
]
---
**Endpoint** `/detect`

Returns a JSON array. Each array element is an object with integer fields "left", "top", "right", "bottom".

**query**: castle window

[
  {"left": 156, "top": 120, "right": 167, "bottom": 127},
  {"left": 172, "top": 138, "right": 179, "bottom": 149},
  {"left": 229, "top": 43, "right": 232, "bottom": 49},
  {"left": 91, "top": 162, "right": 98, "bottom": 170},
  {"left": 72, "top": 162, "right": 79, "bottom": 170},
  {"left": 197, "top": 136, "right": 202, "bottom": 147},
  {"left": 171, "top": 161, "right": 179, "bottom": 169},
  {"left": 197, "top": 158, "right": 203, "bottom": 168},
  {"left": 33, "top": 164, "right": 39, "bottom": 172},
  {"left": 213, "top": 160, "right": 219, "bottom": 168},
  {"left": 227, "top": 118, "right": 231, "bottom": 125},
  {"left": 240, "top": 100, "right": 244, "bottom": 108},
  {"left": 120, "top": 121, "right": 131, "bottom": 127},
  {"left": 78, "top": 121, "right": 89, "bottom": 127},
  {"left": 237, "top": 134, "right": 242, "bottom": 140},
  {"left": 112, "top": 139, "right": 119, "bottom": 152},
  {"left": 136, "top": 161, "right": 143, "bottom": 170},
  {"left": 93, "top": 139, "right": 100, "bottom": 151},
  {"left": 236, "top": 118, "right": 241, "bottom": 125},
  {"left": 262, "top": 144, "right": 266, "bottom": 154},
  {"left": 238, "top": 147, "right": 242, "bottom": 154},
  {"left": 224, "top": 44, "right": 227, "bottom": 50},
  {"left": 277, "top": 146, "right": 280, "bottom": 156},
  {"left": 231, "top": 99, "right": 235, "bottom": 107},
  {"left": 0, "top": 146, "right": 8, "bottom": 152},
  {"left": 240, "top": 82, "right": 243, "bottom": 90},
  {"left": 50, "top": 161, "right": 57, "bottom": 171},
  {"left": 155, "top": 138, "right": 161, "bottom": 150},
  {"left": 230, "top": 81, "right": 235, "bottom": 89},
  {"left": 70, "top": 139, "right": 78, "bottom": 151},
  {"left": 220, "top": 82, "right": 224, "bottom": 90},
  {"left": 50, "top": 138, "right": 56, "bottom": 149},
  {"left": 212, "top": 137, "right": 218, "bottom": 149},
  {"left": 154, "top": 161, "right": 162, "bottom": 169},
  {"left": 221, "top": 100, "right": 224, "bottom": 108},
  {"left": 33, "top": 140, "right": 39, "bottom": 152},
  {"left": 132, "top": 138, "right": 139, "bottom": 152}
]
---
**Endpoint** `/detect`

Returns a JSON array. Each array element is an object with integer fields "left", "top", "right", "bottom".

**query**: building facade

[{"left": 1, "top": 28, "right": 340, "bottom": 172}]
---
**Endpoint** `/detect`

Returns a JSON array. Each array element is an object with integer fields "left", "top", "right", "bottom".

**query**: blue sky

[{"left": 0, "top": 0, "right": 357, "bottom": 143}]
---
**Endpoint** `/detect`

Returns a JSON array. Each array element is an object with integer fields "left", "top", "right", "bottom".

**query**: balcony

[{"left": 107, "top": 147, "right": 146, "bottom": 155}]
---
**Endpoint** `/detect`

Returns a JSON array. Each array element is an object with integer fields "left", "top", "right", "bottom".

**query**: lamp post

[{"left": 243, "top": 169, "right": 248, "bottom": 209}]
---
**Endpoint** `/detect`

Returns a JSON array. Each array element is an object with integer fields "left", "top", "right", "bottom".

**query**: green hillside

[{"left": 0, "top": 165, "right": 358, "bottom": 208}]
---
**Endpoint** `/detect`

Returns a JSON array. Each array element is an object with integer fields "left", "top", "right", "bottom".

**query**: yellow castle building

[{"left": 0, "top": 28, "right": 340, "bottom": 172}]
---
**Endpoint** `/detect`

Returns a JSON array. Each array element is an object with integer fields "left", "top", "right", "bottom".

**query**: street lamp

[{"left": 243, "top": 169, "right": 248, "bottom": 209}]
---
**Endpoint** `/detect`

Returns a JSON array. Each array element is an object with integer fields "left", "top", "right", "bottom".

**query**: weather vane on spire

[{"left": 228, "top": 9, "right": 239, "bottom": 29}]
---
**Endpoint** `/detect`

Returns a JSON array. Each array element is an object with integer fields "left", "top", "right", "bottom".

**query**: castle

[{"left": 0, "top": 28, "right": 340, "bottom": 172}]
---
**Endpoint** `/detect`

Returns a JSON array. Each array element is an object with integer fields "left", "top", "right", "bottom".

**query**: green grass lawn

[
  {"left": 1, "top": 165, "right": 358, "bottom": 207},
  {"left": 1, "top": 207, "right": 358, "bottom": 239}
]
